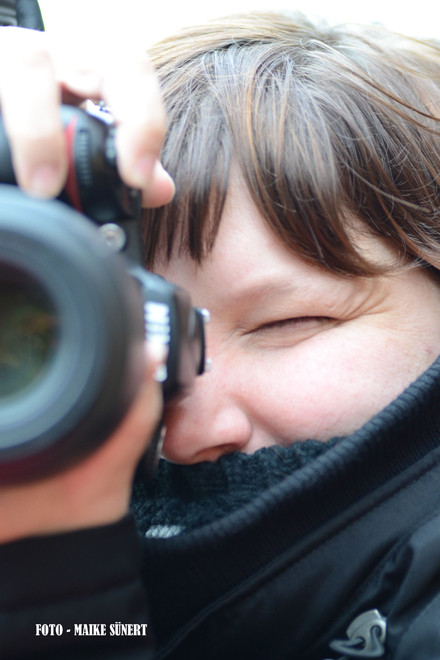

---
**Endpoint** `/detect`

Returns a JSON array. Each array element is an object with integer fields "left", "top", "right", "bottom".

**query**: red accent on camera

[{"left": 64, "top": 116, "right": 82, "bottom": 212}]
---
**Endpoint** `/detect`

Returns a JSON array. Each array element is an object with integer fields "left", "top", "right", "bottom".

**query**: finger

[
  {"left": 0, "top": 28, "right": 67, "bottom": 197},
  {"left": 102, "top": 52, "right": 168, "bottom": 191},
  {"left": 142, "top": 160, "right": 175, "bottom": 208},
  {"left": 54, "top": 40, "right": 167, "bottom": 190}
]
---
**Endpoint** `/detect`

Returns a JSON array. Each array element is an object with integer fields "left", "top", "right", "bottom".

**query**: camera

[{"left": 0, "top": 105, "right": 208, "bottom": 483}]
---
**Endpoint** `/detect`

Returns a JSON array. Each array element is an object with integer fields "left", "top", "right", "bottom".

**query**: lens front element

[{"left": 0, "top": 268, "right": 57, "bottom": 397}]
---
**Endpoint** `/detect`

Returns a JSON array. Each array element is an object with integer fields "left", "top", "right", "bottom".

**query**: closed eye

[
  {"left": 241, "top": 315, "right": 338, "bottom": 350},
  {"left": 253, "top": 316, "right": 334, "bottom": 334}
]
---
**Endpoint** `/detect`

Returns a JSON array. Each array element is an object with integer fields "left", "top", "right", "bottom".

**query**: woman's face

[{"left": 156, "top": 181, "right": 440, "bottom": 464}]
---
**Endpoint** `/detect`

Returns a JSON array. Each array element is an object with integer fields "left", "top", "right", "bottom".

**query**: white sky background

[{"left": 38, "top": 0, "right": 440, "bottom": 48}]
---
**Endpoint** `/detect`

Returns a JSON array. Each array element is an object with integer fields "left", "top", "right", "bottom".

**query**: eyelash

[{"left": 254, "top": 316, "right": 333, "bottom": 333}]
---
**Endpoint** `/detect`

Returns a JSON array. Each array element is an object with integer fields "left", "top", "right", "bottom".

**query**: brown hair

[{"left": 143, "top": 12, "right": 440, "bottom": 276}]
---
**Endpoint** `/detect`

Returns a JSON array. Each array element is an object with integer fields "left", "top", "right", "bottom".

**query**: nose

[{"left": 161, "top": 364, "right": 253, "bottom": 464}]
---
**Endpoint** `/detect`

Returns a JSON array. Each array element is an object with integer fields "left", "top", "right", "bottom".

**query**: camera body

[{"left": 0, "top": 106, "right": 208, "bottom": 483}]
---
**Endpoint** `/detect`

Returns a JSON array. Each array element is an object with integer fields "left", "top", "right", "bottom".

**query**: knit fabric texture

[{"left": 131, "top": 438, "right": 339, "bottom": 537}]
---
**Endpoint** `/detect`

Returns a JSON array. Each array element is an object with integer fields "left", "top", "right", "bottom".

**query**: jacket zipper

[{"left": 323, "top": 609, "right": 387, "bottom": 659}]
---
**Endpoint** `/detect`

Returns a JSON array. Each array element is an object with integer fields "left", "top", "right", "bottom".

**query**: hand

[
  {"left": 0, "top": 26, "right": 174, "bottom": 205},
  {"left": 0, "top": 26, "right": 171, "bottom": 542},
  {"left": 0, "top": 343, "right": 165, "bottom": 543}
]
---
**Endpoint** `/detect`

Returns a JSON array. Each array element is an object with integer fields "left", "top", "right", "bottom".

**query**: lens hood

[{"left": 0, "top": 185, "right": 145, "bottom": 483}]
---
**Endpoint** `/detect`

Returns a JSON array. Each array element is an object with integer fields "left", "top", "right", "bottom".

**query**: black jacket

[
  {"left": 1, "top": 355, "right": 440, "bottom": 659},
  {"left": 133, "top": 353, "right": 440, "bottom": 659},
  {"left": 0, "top": 517, "right": 154, "bottom": 659}
]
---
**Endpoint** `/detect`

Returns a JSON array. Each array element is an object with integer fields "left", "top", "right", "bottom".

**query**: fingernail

[
  {"left": 134, "top": 155, "right": 156, "bottom": 186},
  {"left": 146, "top": 342, "right": 169, "bottom": 383},
  {"left": 28, "top": 164, "right": 63, "bottom": 198}
]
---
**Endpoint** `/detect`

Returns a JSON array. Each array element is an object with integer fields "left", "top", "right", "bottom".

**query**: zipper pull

[{"left": 328, "top": 609, "right": 387, "bottom": 658}]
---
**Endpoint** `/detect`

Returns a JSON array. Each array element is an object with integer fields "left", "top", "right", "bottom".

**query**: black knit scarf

[{"left": 131, "top": 437, "right": 339, "bottom": 537}]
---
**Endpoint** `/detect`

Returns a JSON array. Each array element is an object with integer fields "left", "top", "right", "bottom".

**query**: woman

[
  {"left": 2, "top": 7, "right": 440, "bottom": 659},
  {"left": 132, "top": 12, "right": 440, "bottom": 659}
]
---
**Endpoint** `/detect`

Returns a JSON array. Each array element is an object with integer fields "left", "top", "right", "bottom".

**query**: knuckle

[
  {"left": 10, "top": 132, "right": 66, "bottom": 180},
  {"left": 7, "top": 120, "right": 64, "bottom": 148},
  {"left": 0, "top": 27, "right": 52, "bottom": 71},
  {"left": 18, "top": 44, "right": 53, "bottom": 71}
]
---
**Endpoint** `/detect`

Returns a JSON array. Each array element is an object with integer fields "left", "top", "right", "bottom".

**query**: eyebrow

[
  {"left": 224, "top": 267, "right": 358, "bottom": 318},
  {"left": 226, "top": 278, "right": 318, "bottom": 308}
]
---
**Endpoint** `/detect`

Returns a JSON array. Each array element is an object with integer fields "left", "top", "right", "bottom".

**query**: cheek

[{"left": 241, "top": 328, "right": 421, "bottom": 443}]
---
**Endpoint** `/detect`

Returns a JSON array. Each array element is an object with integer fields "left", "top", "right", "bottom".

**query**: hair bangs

[
  {"left": 142, "top": 87, "right": 231, "bottom": 267},
  {"left": 144, "top": 43, "right": 370, "bottom": 275},
  {"left": 228, "top": 48, "right": 377, "bottom": 276},
  {"left": 144, "top": 14, "right": 440, "bottom": 275}
]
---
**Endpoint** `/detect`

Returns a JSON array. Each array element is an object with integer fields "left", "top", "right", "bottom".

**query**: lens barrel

[{"left": 0, "top": 185, "right": 146, "bottom": 483}]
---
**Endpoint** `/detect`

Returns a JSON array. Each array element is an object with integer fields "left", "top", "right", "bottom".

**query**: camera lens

[
  {"left": 0, "top": 185, "right": 146, "bottom": 482},
  {"left": 0, "top": 267, "right": 58, "bottom": 397}
]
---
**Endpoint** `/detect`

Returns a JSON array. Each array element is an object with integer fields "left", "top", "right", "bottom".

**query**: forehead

[{"left": 156, "top": 175, "right": 398, "bottom": 311}]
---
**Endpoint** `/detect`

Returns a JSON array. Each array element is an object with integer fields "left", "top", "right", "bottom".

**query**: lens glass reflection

[{"left": 0, "top": 268, "right": 57, "bottom": 397}]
